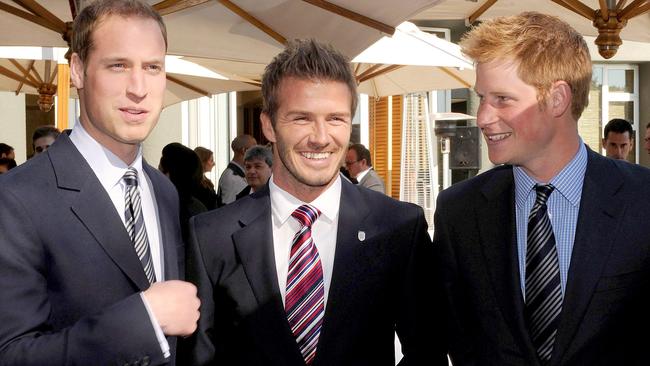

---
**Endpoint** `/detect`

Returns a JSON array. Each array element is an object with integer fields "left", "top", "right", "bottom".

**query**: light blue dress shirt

[{"left": 514, "top": 142, "right": 587, "bottom": 299}]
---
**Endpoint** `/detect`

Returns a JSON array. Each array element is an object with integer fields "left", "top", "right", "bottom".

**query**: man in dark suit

[
  {"left": 182, "top": 39, "right": 446, "bottom": 366},
  {"left": 435, "top": 12, "right": 650, "bottom": 366},
  {"left": 0, "top": 1, "right": 199, "bottom": 365}
]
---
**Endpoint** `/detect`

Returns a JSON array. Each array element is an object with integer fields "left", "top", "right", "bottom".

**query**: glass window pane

[
  {"left": 578, "top": 73, "right": 603, "bottom": 152},
  {"left": 592, "top": 67, "right": 603, "bottom": 90},
  {"left": 608, "top": 69, "right": 634, "bottom": 93}
]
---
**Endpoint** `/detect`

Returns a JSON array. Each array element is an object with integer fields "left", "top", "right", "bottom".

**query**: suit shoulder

[
  {"left": 437, "top": 165, "right": 512, "bottom": 203},
  {"left": 355, "top": 184, "right": 423, "bottom": 218},
  {"left": 0, "top": 154, "right": 55, "bottom": 194}
]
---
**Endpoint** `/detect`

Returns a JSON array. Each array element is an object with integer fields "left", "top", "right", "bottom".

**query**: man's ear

[
  {"left": 549, "top": 80, "right": 571, "bottom": 118},
  {"left": 70, "top": 53, "right": 85, "bottom": 90},
  {"left": 260, "top": 112, "right": 276, "bottom": 143}
]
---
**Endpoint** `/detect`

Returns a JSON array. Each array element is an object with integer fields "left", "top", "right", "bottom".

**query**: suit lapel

[
  {"left": 144, "top": 163, "right": 179, "bottom": 281},
  {"left": 232, "top": 189, "right": 304, "bottom": 365},
  {"left": 51, "top": 134, "right": 150, "bottom": 291},
  {"left": 477, "top": 168, "right": 539, "bottom": 362},
  {"left": 552, "top": 152, "right": 623, "bottom": 365},
  {"left": 315, "top": 180, "right": 370, "bottom": 365}
]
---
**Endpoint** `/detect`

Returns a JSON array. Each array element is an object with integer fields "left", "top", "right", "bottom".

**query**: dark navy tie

[
  {"left": 123, "top": 168, "right": 155, "bottom": 284},
  {"left": 525, "top": 184, "right": 562, "bottom": 364}
]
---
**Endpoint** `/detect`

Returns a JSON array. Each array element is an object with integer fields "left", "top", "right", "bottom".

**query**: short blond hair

[{"left": 460, "top": 12, "right": 591, "bottom": 120}]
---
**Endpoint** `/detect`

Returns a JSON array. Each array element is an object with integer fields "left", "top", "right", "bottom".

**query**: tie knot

[
  {"left": 123, "top": 167, "right": 139, "bottom": 187},
  {"left": 534, "top": 184, "right": 554, "bottom": 204},
  {"left": 291, "top": 204, "right": 320, "bottom": 228}
]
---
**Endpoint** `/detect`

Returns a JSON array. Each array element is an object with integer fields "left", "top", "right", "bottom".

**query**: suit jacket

[
  {"left": 0, "top": 133, "right": 183, "bottom": 366},
  {"left": 358, "top": 168, "right": 386, "bottom": 194},
  {"left": 235, "top": 185, "right": 252, "bottom": 201},
  {"left": 434, "top": 148, "right": 650, "bottom": 366},
  {"left": 182, "top": 179, "right": 446, "bottom": 366}
]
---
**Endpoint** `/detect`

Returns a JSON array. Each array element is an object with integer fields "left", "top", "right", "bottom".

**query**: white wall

[
  {"left": 0, "top": 92, "right": 27, "bottom": 164},
  {"left": 143, "top": 102, "right": 183, "bottom": 169}
]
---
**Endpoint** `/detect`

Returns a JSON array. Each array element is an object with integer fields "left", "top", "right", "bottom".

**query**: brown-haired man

[
  {"left": 183, "top": 39, "right": 446, "bottom": 366},
  {"left": 0, "top": 1, "right": 199, "bottom": 364},
  {"left": 435, "top": 12, "right": 650, "bottom": 365}
]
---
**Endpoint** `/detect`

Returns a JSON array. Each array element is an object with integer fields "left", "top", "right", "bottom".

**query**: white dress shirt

[
  {"left": 69, "top": 122, "right": 169, "bottom": 358},
  {"left": 355, "top": 167, "right": 371, "bottom": 182},
  {"left": 269, "top": 175, "right": 341, "bottom": 307},
  {"left": 218, "top": 161, "right": 248, "bottom": 205}
]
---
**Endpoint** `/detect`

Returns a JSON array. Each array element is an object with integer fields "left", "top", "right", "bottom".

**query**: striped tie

[
  {"left": 525, "top": 184, "right": 562, "bottom": 364},
  {"left": 286, "top": 204, "right": 324, "bottom": 365},
  {"left": 123, "top": 168, "right": 156, "bottom": 284}
]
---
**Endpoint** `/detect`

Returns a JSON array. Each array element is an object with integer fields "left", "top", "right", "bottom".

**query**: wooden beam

[
  {"left": 44, "top": 60, "right": 51, "bottom": 86},
  {"left": 615, "top": 0, "right": 629, "bottom": 11},
  {"left": 358, "top": 65, "right": 403, "bottom": 83},
  {"left": 619, "top": 0, "right": 650, "bottom": 19},
  {"left": 68, "top": 0, "right": 77, "bottom": 19},
  {"left": 552, "top": 0, "right": 596, "bottom": 20},
  {"left": 0, "top": 2, "right": 63, "bottom": 33},
  {"left": 468, "top": 0, "right": 498, "bottom": 24},
  {"left": 599, "top": 0, "right": 610, "bottom": 19},
  {"left": 9, "top": 59, "right": 41, "bottom": 86},
  {"left": 0, "top": 65, "right": 39, "bottom": 89},
  {"left": 218, "top": 0, "right": 287, "bottom": 45},
  {"left": 30, "top": 64, "right": 43, "bottom": 84},
  {"left": 438, "top": 67, "right": 472, "bottom": 88},
  {"left": 167, "top": 74, "right": 211, "bottom": 97},
  {"left": 302, "top": 0, "right": 395, "bottom": 35},
  {"left": 12, "top": 0, "right": 67, "bottom": 31},
  {"left": 56, "top": 63, "right": 70, "bottom": 130},
  {"left": 153, "top": 0, "right": 210, "bottom": 16},
  {"left": 356, "top": 64, "right": 383, "bottom": 82},
  {"left": 48, "top": 65, "right": 58, "bottom": 84}
]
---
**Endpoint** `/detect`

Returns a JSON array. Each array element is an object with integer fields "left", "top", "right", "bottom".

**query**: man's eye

[{"left": 146, "top": 65, "right": 162, "bottom": 72}]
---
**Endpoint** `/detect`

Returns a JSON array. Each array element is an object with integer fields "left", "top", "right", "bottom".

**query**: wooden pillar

[{"left": 56, "top": 63, "right": 70, "bottom": 130}]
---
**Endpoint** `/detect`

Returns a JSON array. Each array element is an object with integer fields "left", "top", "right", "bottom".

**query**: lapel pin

[{"left": 357, "top": 231, "right": 366, "bottom": 242}]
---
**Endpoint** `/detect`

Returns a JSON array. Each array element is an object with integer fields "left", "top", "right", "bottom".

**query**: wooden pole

[{"left": 56, "top": 63, "right": 70, "bottom": 130}]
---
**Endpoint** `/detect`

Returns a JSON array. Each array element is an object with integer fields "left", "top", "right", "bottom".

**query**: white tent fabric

[{"left": 353, "top": 22, "right": 475, "bottom": 97}]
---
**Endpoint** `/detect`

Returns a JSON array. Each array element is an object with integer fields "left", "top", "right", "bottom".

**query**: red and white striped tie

[{"left": 285, "top": 204, "right": 324, "bottom": 365}]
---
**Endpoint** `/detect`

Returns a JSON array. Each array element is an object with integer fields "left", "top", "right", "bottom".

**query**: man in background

[
  {"left": 345, "top": 143, "right": 385, "bottom": 193},
  {"left": 236, "top": 145, "right": 273, "bottom": 199},
  {"left": 602, "top": 118, "right": 634, "bottom": 160},
  {"left": 0, "top": 158, "right": 16, "bottom": 174},
  {"left": 32, "top": 125, "right": 60, "bottom": 156},
  {"left": 0, "top": 1, "right": 199, "bottom": 364},
  {"left": 216, "top": 134, "right": 257, "bottom": 206},
  {"left": 0, "top": 143, "right": 15, "bottom": 160}
]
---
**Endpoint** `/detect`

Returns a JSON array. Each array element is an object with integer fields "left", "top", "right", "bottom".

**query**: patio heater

[{"left": 432, "top": 112, "right": 479, "bottom": 189}]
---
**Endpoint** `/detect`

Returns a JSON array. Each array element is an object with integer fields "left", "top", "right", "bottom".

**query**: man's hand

[{"left": 143, "top": 280, "right": 200, "bottom": 336}]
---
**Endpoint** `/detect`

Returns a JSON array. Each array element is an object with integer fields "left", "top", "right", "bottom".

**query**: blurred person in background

[
  {"left": 193, "top": 146, "right": 218, "bottom": 210},
  {"left": 0, "top": 143, "right": 15, "bottom": 160},
  {"left": 0, "top": 157, "right": 17, "bottom": 174},
  {"left": 32, "top": 125, "right": 60, "bottom": 156},
  {"left": 160, "top": 143, "right": 207, "bottom": 243},
  {"left": 236, "top": 145, "right": 273, "bottom": 199},
  {"left": 216, "top": 134, "right": 256, "bottom": 206}
]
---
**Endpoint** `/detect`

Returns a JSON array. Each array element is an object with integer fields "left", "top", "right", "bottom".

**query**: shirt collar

[
  {"left": 355, "top": 167, "right": 371, "bottom": 182},
  {"left": 69, "top": 120, "right": 145, "bottom": 190},
  {"left": 514, "top": 141, "right": 587, "bottom": 208},
  {"left": 269, "top": 174, "right": 342, "bottom": 226}
]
